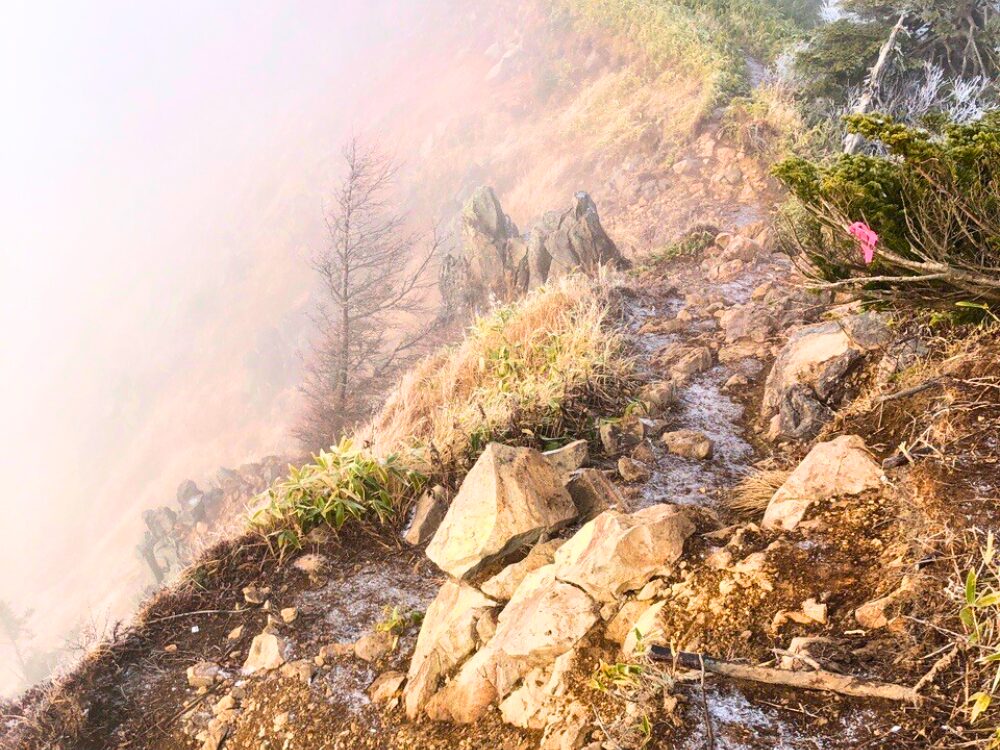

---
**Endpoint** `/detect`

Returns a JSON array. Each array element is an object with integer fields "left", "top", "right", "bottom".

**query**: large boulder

[
  {"left": 552, "top": 505, "right": 694, "bottom": 603},
  {"left": 763, "top": 313, "right": 890, "bottom": 441},
  {"left": 426, "top": 443, "right": 577, "bottom": 579},
  {"left": 424, "top": 565, "right": 598, "bottom": 723},
  {"left": 762, "top": 435, "right": 883, "bottom": 531},
  {"left": 409, "top": 504, "right": 694, "bottom": 726},
  {"left": 404, "top": 581, "right": 497, "bottom": 719}
]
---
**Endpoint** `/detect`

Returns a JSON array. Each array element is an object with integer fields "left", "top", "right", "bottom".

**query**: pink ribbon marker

[{"left": 847, "top": 221, "right": 878, "bottom": 265}]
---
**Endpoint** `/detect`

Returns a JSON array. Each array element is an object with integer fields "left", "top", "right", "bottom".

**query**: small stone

[
  {"left": 618, "top": 456, "right": 651, "bottom": 483},
  {"left": 242, "top": 585, "right": 269, "bottom": 605},
  {"left": 164, "top": 644, "right": 178, "bottom": 653},
  {"left": 187, "top": 661, "right": 223, "bottom": 689},
  {"left": 801, "top": 598, "right": 828, "bottom": 624},
  {"left": 639, "top": 381, "right": 676, "bottom": 414},
  {"left": 661, "top": 430, "right": 714, "bottom": 460},
  {"left": 279, "top": 659, "right": 316, "bottom": 684},
  {"left": 631, "top": 441, "right": 656, "bottom": 465},
  {"left": 292, "top": 553, "right": 329, "bottom": 578},
  {"left": 242, "top": 632, "right": 286, "bottom": 674},
  {"left": 318, "top": 642, "right": 354, "bottom": 660},
  {"left": 213, "top": 694, "right": 237, "bottom": 715},
  {"left": 723, "top": 373, "right": 749, "bottom": 391},
  {"left": 199, "top": 725, "right": 228, "bottom": 750},
  {"left": 227, "top": 626, "right": 244, "bottom": 641},
  {"left": 369, "top": 671, "right": 407, "bottom": 704},
  {"left": 280, "top": 607, "right": 298, "bottom": 624},
  {"left": 705, "top": 547, "right": 733, "bottom": 570},
  {"left": 354, "top": 631, "right": 394, "bottom": 663}
]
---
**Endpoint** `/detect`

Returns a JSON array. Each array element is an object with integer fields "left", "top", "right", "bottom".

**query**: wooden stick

[
  {"left": 649, "top": 647, "right": 922, "bottom": 705},
  {"left": 880, "top": 379, "right": 945, "bottom": 403}
]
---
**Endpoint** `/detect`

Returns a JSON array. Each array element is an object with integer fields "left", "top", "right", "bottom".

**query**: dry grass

[
  {"left": 362, "top": 274, "right": 636, "bottom": 474},
  {"left": 725, "top": 467, "right": 792, "bottom": 515},
  {"left": 722, "top": 80, "right": 805, "bottom": 159},
  {"left": 829, "top": 320, "right": 1000, "bottom": 460}
]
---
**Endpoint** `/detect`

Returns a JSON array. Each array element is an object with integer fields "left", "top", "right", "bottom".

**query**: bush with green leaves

[
  {"left": 250, "top": 438, "right": 425, "bottom": 554},
  {"left": 774, "top": 112, "right": 1000, "bottom": 310}
]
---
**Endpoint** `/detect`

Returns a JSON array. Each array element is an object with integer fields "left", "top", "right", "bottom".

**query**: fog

[{"left": 0, "top": 0, "right": 443, "bottom": 696}]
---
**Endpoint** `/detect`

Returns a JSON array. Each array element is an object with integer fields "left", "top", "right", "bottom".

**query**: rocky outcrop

[
  {"left": 404, "top": 581, "right": 498, "bottom": 719},
  {"left": 526, "top": 192, "right": 626, "bottom": 287},
  {"left": 458, "top": 187, "right": 527, "bottom": 303},
  {"left": 448, "top": 188, "right": 626, "bottom": 307},
  {"left": 426, "top": 444, "right": 577, "bottom": 579},
  {"left": 424, "top": 565, "right": 598, "bottom": 724},
  {"left": 762, "top": 435, "right": 883, "bottom": 531},
  {"left": 407, "top": 492, "right": 693, "bottom": 728},
  {"left": 763, "top": 313, "right": 890, "bottom": 441}
]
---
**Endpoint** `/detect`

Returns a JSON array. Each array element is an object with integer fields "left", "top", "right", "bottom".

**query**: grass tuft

[
  {"left": 363, "top": 274, "right": 636, "bottom": 472},
  {"left": 726, "top": 468, "right": 792, "bottom": 515},
  {"left": 249, "top": 438, "right": 425, "bottom": 555}
]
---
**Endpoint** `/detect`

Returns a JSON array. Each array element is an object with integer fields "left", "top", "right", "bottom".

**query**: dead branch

[
  {"left": 914, "top": 645, "right": 959, "bottom": 694},
  {"left": 880, "top": 379, "right": 947, "bottom": 403},
  {"left": 650, "top": 647, "right": 923, "bottom": 704},
  {"left": 844, "top": 13, "right": 908, "bottom": 155}
]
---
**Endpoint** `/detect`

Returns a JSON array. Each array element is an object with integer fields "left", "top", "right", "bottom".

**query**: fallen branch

[
  {"left": 882, "top": 446, "right": 936, "bottom": 470},
  {"left": 880, "top": 379, "right": 945, "bottom": 403},
  {"left": 142, "top": 608, "right": 244, "bottom": 626},
  {"left": 650, "top": 647, "right": 922, "bottom": 704},
  {"left": 913, "top": 645, "right": 959, "bottom": 694}
]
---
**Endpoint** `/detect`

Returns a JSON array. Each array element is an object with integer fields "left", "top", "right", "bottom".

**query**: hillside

[{"left": 5, "top": 0, "right": 1000, "bottom": 749}]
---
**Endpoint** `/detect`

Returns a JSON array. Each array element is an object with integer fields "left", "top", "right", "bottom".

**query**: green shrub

[
  {"left": 250, "top": 438, "right": 425, "bottom": 554},
  {"left": 773, "top": 112, "right": 1000, "bottom": 310}
]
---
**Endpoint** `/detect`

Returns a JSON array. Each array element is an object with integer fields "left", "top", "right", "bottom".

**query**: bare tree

[
  {"left": 0, "top": 600, "right": 32, "bottom": 684},
  {"left": 295, "top": 139, "right": 438, "bottom": 449}
]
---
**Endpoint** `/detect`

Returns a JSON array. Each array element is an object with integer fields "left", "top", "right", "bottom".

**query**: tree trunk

[
  {"left": 337, "top": 262, "right": 349, "bottom": 414},
  {"left": 844, "top": 13, "right": 907, "bottom": 155}
]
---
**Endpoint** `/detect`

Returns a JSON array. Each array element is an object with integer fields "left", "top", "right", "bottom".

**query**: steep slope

[{"left": 21, "top": 2, "right": 999, "bottom": 749}]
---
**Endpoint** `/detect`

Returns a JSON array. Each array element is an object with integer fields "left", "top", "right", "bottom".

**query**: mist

[{"left": 0, "top": 0, "right": 444, "bottom": 696}]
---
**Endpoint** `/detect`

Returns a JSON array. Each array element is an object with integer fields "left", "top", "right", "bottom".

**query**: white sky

[{"left": 0, "top": 0, "right": 429, "bottom": 692}]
